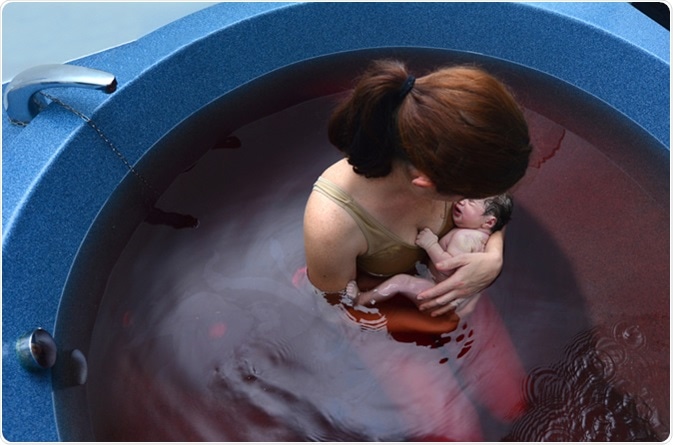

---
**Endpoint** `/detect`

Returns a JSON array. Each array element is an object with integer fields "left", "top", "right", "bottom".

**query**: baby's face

[{"left": 452, "top": 199, "right": 488, "bottom": 229}]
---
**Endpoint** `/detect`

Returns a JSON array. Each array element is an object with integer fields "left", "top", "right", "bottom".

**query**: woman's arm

[
  {"left": 416, "top": 229, "right": 505, "bottom": 317},
  {"left": 303, "top": 191, "right": 367, "bottom": 293}
]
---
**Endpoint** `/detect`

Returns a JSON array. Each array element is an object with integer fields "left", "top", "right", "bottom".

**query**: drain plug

[{"left": 16, "top": 328, "right": 57, "bottom": 370}]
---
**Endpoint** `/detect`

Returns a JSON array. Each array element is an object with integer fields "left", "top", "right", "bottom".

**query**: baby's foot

[
  {"left": 356, "top": 292, "right": 379, "bottom": 307},
  {"left": 345, "top": 280, "right": 360, "bottom": 300}
]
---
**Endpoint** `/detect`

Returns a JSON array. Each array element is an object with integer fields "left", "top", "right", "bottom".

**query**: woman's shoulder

[
  {"left": 320, "top": 158, "right": 352, "bottom": 185},
  {"left": 303, "top": 169, "right": 368, "bottom": 290},
  {"left": 305, "top": 187, "right": 359, "bottom": 239},
  {"left": 305, "top": 160, "right": 368, "bottom": 256}
]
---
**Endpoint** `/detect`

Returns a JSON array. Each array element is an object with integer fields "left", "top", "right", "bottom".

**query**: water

[{"left": 86, "top": 85, "right": 668, "bottom": 440}]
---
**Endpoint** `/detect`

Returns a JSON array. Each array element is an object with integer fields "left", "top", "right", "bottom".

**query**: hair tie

[{"left": 398, "top": 75, "right": 416, "bottom": 100}]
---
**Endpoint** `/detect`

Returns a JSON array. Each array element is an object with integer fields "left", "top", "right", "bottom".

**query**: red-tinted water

[{"left": 86, "top": 94, "right": 668, "bottom": 440}]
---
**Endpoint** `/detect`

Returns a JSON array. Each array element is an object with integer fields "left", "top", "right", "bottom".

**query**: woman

[{"left": 303, "top": 59, "right": 531, "bottom": 328}]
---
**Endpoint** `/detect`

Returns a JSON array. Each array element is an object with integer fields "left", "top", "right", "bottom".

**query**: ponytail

[
  {"left": 328, "top": 60, "right": 415, "bottom": 177},
  {"left": 329, "top": 60, "right": 532, "bottom": 198}
]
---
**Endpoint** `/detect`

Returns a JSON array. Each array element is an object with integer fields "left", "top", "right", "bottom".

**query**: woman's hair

[{"left": 328, "top": 59, "right": 532, "bottom": 198}]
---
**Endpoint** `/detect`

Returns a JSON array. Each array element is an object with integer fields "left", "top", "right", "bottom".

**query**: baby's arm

[{"left": 416, "top": 228, "right": 455, "bottom": 266}]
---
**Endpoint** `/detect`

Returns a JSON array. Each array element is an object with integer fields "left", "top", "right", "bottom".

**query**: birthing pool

[
  {"left": 2, "top": 3, "right": 669, "bottom": 441},
  {"left": 69, "top": 52, "right": 668, "bottom": 441}
]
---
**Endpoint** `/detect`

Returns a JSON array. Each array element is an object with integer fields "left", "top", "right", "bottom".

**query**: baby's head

[{"left": 453, "top": 194, "right": 513, "bottom": 233}]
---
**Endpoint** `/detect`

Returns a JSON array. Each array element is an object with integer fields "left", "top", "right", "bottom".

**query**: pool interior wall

[
  {"left": 55, "top": 48, "right": 669, "bottom": 440},
  {"left": 83, "top": 67, "right": 669, "bottom": 440},
  {"left": 2, "top": 2, "right": 669, "bottom": 441}
]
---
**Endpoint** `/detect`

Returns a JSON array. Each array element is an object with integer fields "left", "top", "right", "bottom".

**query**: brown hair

[{"left": 328, "top": 60, "right": 532, "bottom": 198}]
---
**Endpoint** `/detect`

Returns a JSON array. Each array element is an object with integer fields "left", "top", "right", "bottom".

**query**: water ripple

[
  {"left": 507, "top": 321, "right": 666, "bottom": 441},
  {"left": 613, "top": 321, "right": 646, "bottom": 349}
]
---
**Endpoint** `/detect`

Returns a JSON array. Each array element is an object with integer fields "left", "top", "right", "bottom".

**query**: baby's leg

[{"left": 352, "top": 274, "right": 435, "bottom": 307}]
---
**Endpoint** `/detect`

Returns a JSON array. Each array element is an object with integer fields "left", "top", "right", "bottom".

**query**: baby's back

[
  {"left": 428, "top": 228, "right": 489, "bottom": 281},
  {"left": 445, "top": 228, "right": 489, "bottom": 256}
]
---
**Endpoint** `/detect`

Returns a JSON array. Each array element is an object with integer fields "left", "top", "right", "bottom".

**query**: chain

[{"left": 38, "top": 92, "right": 160, "bottom": 199}]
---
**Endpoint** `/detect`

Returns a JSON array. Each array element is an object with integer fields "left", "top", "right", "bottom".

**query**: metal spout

[{"left": 3, "top": 64, "right": 117, "bottom": 124}]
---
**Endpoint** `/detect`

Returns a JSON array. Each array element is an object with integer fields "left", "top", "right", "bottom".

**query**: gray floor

[{"left": 2, "top": 2, "right": 214, "bottom": 82}]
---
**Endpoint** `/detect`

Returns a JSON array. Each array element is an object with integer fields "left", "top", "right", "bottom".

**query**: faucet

[{"left": 3, "top": 64, "right": 117, "bottom": 124}]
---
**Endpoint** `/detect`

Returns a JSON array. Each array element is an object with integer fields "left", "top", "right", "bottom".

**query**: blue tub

[{"left": 2, "top": 2, "right": 669, "bottom": 441}]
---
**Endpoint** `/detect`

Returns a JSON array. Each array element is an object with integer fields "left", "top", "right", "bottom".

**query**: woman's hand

[{"left": 416, "top": 231, "right": 504, "bottom": 317}]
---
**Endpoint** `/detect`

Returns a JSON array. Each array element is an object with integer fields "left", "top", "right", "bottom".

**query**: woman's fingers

[
  {"left": 418, "top": 287, "right": 461, "bottom": 313},
  {"left": 415, "top": 251, "right": 502, "bottom": 316},
  {"left": 428, "top": 299, "right": 461, "bottom": 317},
  {"left": 417, "top": 270, "right": 467, "bottom": 302}
]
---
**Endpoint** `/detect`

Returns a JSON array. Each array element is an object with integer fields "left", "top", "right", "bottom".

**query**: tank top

[{"left": 312, "top": 176, "right": 454, "bottom": 277}]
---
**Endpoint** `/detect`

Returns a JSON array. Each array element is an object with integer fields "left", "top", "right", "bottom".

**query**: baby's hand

[{"left": 416, "top": 228, "right": 439, "bottom": 249}]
